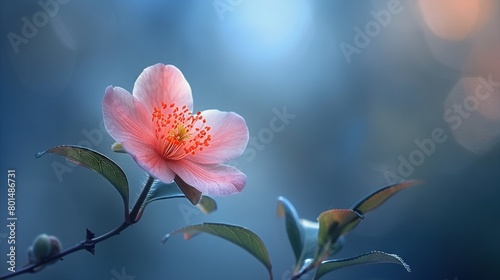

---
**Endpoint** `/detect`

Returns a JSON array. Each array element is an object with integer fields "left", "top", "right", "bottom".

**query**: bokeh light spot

[
  {"left": 444, "top": 77, "right": 500, "bottom": 155},
  {"left": 418, "top": 0, "right": 481, "bottom": 41}
]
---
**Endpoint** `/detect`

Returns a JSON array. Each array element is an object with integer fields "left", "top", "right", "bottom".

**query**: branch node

[{"left": 85, "top": 229, "right": 96, "bottom": 254}]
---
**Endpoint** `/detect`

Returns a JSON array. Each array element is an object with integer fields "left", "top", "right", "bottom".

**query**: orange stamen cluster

[{"left": 152, "top": 102, "right": 211, "bottom": 159}]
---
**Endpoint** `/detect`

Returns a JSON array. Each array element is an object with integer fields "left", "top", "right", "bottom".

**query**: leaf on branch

[
  {"left": 279, "top": 181, "right": 421, "bottom": 279},
  {"left": 35, "top": 145, "right": 130, "bottom": 220},
  {"left": 313, "top": 251, "right": 411, "bottom": 280},
  {"left": 162, "top": 223, "right": 273, "bottom": 280},
  {"left": 314, "top": 209, "right": 362, "bottom": 266},
  {"left": 196, "top": 196, "right": 217, "bottom": 214},
  {"left": 293, "top": 218, "right": 321, "bottom": 273},
  {"left": 276, "top": 196, "right": 304, "bottom": 263},
  {"left": 277, "top": 197, "right": 347, "bottom": 275},
  {"left": 142, "top": 180, "right": 217, "bottom": 214},
  {"left": 144, "top": 181, "right": 186, "bottom": 205},
  {"left": 351, "top": 180, "right": 424, "bottom": 216}
]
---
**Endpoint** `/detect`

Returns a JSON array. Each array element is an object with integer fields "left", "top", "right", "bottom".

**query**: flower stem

[
  {"left": 129, "top": 175, "right": 155, "bottom": 222},
  {"left": 290, "top": 263, "right": 314, "bottom": 280}
]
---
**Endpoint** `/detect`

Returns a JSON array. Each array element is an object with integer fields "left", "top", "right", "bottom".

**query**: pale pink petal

[
  {"left": 133, "top": 64, "right": 193, "bottom": 112},
  {"left": 103, "top": 86, "right": 176, "bottom": 182},
  {"left": 136, "top": 153, "right": 176, "bottom": 183},
  {"left": 119, "top": 141, "right": 176, "bottom": 184},
  {"left": 103, "top": 86, "right": 155, "bottom": 145},
  {"left": 168, "top": 160, "right": 246, "bottom": 196},
  {"left": 189, "top": 110, "right": 249, "bottom": 164}
]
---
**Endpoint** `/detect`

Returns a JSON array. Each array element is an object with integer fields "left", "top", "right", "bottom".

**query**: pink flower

[{"left": 103, "top": 64, "right": 249, "bottom": 201}]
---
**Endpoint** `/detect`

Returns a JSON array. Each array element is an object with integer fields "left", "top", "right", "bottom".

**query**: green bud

[
  {"left": 111, "top": 142, "right": 126, "bottom": 153},
  {"left": 28, "top": 234, "right": 63, "bottom": 265},
  {"left": 27, "top": 245, "right": 45, "bottom": 271},
  {"left": 48, "top": 235, "right": 62, "bottom": 256},
  {"left": 32, "top": 234, "right": 51, "bottom": 261}
]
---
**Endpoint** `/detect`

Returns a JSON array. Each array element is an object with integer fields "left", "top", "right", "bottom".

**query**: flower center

[{"left": 151, "top": 102, "right": 211, "bottom": 160}]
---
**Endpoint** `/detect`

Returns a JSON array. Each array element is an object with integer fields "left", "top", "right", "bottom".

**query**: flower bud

[
  {"left": 111, "top": 142, "right": 126, "bottom": 153},
  {"left": 27, "top": 234, "right": 62, "bottom": 266},
  {"left": 48, "top": 235, "right": 62, "bottom": 256},
  {"left": 32, "top": 234, "right": 52, "bottom": 261}
]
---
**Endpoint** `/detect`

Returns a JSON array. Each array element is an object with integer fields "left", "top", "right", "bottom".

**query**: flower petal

[
  {"left": 169, "top": 160, "right": 246, "bottom": 196},
  {"left": 189, "top": 110, "right": 249, "bottom": 164},
  {"left": 103, "top": 86, "right": 176, "bottom": 183},
  {"left": 103, "top": 86, "right": 154, "bottom": 145},
  {"left": 133, "top": 64, "right": 193, "bottom": 112},
  {"left": 137, "top": 153, "right": 176, "bottom": 184}
]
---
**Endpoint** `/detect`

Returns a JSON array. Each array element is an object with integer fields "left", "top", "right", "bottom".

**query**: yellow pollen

[{"left": 151, "top": 102, "right": 211, "bottom": 160}]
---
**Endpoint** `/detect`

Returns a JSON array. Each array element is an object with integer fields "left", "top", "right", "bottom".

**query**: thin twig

[{"left": 0, "top": 176, "right": 155, "bottom": 280}]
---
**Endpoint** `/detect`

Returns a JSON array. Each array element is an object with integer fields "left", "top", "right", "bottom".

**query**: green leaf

[
  {"left": 196, "top": 196, "right": 217, "bottom": 214},
  {"left": 351, "top": 180, "right": 423, "bottom": 216},
  {"left": 143, "top": 181, "right": 217, "bottom": 214},
  {"left": 35, "top": 145, "right": 129, "bottom": 218},
  {"left": 144, "top": 181, "right": 185, "bottom": 205},
  {"left": 162, "top": 223, "right": 273, "bottom": 279},
  {"left": 313, "top": 251, "right": 411, "bottom": 280},
  {"left": 276, "top": 196, "right": 304, "bottom": 263},
  {"left": 314, "top": 209, "right": 362, "bottom": 265},
  {"left": 293, "top": 218, "right": 319, "bottom": 274},
  {"left": 277, "top": 197, "right": 347, "bottom": 275}
]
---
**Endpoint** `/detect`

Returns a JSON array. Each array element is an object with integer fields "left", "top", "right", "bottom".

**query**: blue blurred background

[{"left": 1, "top": 0, "right": 499, "bottom": 279}]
